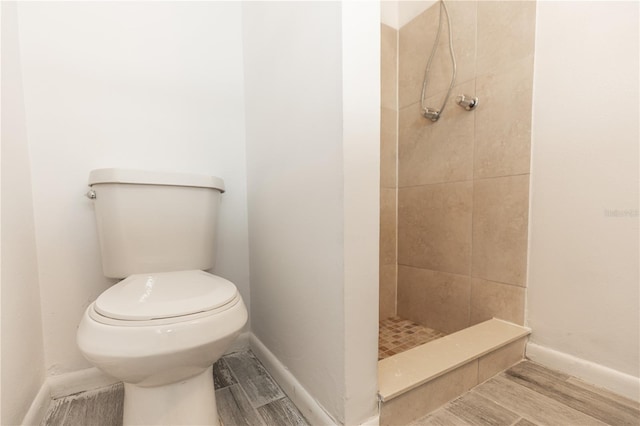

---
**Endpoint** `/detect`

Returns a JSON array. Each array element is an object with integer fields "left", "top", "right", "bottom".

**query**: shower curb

[{"left": 378, "top": 319, "right": 530, "bottom": 425}]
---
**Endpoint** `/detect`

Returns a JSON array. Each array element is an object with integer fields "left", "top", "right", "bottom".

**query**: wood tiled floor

[
  {"left": 410, "top": 360, "right": 640, "bottom": 426},
  {"left": 41, "top": 350, "right": 308, "bottom": 426},
  {"left": 38, "top": 352, "right": 640, "bottom": 426},
  {"left": 379, "top": 316, "right": 446, "bottom": 360}
]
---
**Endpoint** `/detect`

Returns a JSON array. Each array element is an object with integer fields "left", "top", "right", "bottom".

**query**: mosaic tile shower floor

[{"left": 379, "top": 316, "right": 447, "bottom": 360}]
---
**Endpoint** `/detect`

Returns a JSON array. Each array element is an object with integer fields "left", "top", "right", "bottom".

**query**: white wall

[
  {"left": 243, "top": 2, "right": 379, "bottom": 423},
  {"left": 528, "top": 0, "right": 639, "bottom": 396},
  {"left": 15, "top": 1, "right": 250, "bottom": 374},
  {"left": 342, "top": 2, "right": 380, "bottom": 424},
  {"left": 381, "top": 0, "right": 437, "bottom": 29},
  {"left": 1, "top": 2, "right": 46, "bottom": 424}
]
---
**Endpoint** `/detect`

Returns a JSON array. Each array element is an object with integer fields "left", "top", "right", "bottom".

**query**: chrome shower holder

[
  {"left": 456, "top": 94, "right": 479, "bottom": 111},
  {"left": 422, "top": 107, "right": 441, "bottom": 122}
]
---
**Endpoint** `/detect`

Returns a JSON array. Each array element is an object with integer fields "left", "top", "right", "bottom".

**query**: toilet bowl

[
  {"left": 78, "top": 270, "right": 247, "bottom": 425},
  {"left": 78, "top": 169, "right": 246, "bottom": 425}
]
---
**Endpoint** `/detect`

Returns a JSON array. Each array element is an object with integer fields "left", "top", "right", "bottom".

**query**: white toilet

[{"left": 77, "top": 168, "right": 247, "bottom": 426}]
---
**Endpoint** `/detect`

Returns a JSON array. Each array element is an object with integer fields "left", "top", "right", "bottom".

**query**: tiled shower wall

[
  {"left": 380, "top": 1, "right": 536, "bottom": 333},
  {"left": 380, "top": 23, "right": 398, "bottom": 320}
]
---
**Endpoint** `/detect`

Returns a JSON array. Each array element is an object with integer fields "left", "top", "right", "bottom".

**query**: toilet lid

[{"left": 94, "top": 270, "right": 238, "bottom": 321}]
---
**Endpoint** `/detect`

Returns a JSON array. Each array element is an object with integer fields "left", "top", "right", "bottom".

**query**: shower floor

[{"left": 378, "top": 316, "right": 446, "bottom": 360}]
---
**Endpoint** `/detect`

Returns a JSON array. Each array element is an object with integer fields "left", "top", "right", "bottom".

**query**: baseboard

[
  {"left": 22, "top": 368, "right": 120, "bottom": 425},
  {"left": 359, "top": 414, "right": 381, "bottom": 426},
  {"left": 526, "top": 342, "right": 640, "bottom": 402},
  {"left": 47, "top": 367, "right": 120, "bottom": 399},
  {"left": 249, "top": 334, "right": 338, "bottom": 426},
  {"left": 21, "top": 380, "right": 51, "bottom": 426}
]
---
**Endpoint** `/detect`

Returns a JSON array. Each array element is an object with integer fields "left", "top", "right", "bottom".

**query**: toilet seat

[{"left": 90, "top": 270, "right": 239, "bottom": 326}]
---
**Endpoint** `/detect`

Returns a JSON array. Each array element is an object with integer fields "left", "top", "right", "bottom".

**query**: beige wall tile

[
  {"left": 474, "top": 56, "right": 533, "bottom": 179},
  {"left": 380, "top": 361, "right": 478, "bottom": 425},
  {"left": 381, "top": 107, "right": 397, "bottom": 189},
  {"left": 470, "top": 278, "right": 525, "bottom": 326},
  {"left": 398, "top": 5, "right": 438, "bottom": 109},
  {"left": 397, "top": 266, "right": 471, "bottom": 334},
  {"left": 477, "top": 338, "right": 526, "bottom": 383},
  {"left": 396, "top": 265, "right": 428, "bottom": 325},
  {"left": 399, "top": 2, "right": 477, "bottom": 109},
  {"left": 472, "top": 175, "right": 529, "bottom": 286},
  {"left": 476, "top": 0, "right": 536, "bottom": 77},
  {"left": 398, "top": 80, "right": 475, "bottom": 187},
  {"left": 381, "top": 23, "right": 398, "bottom": 110},
  {"left": 398, "top": 182, "right": 472, "bottom": 275},
  {"left": 380, "top": 264, "right": 397, "bottom": 320},
  {"left": 380, "top": 188, "right": 397, "bottom": 266}
]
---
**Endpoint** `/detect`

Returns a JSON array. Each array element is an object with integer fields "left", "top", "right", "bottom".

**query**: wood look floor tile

[
  {"left": 41, "top": 350, "right": 310, "bottom": 426},
  {"left": 214, "top": 358, "right": 238, "bottom": 390},
  {"left": 216, "top": 384, "right": 265, "bottom": 426},
  {"left": 64, "top": 384, "right": 123, "bottom": 426},
  {"left": 409, "top": 407, "right": 472, "bottom": 426},
  {"left": 393, "top": 360, "right": 639, "bottom": 426},
  {"left": 566, "top": 376, "right": 640, "bottom": 411},
  {"left": 475, "top": 375, "right": 606, "bottom": 426},
  {"left": 506, "top": 362, "right": 640, "bottom": 425},
  {"left": 42, "top": 384, "right": 123, "bottom": 426},
  {"left": 223, "top": 351, "right": 285, "bottom": 408},
  {"left": 447, "top": 392, "right": 520, "bottom": 426},
  {"left": 257, "top": 397, "right": 309, "bottom": 426},
  {"left": 41, "top": 398, "right": 72, "bottom": 426}
]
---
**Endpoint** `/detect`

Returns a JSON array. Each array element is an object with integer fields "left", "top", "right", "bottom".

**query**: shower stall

[
  {"left": 380, "top": 0, "right": 534, "bottom": 354},
  {"left": 378, "top": 1, "right": 535, "bottom": 422}
]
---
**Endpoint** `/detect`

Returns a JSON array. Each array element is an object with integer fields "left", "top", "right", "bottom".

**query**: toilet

[{"left": 77, "top": 168, "right": 247, "bottom": 426}]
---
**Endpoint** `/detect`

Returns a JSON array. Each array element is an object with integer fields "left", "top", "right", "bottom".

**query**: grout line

[
  {"left": 396, "top": 263, "right": 527, "bottom": 291},
  {"left": 397, "top": 178, "right": 474, "bottom": 190}
]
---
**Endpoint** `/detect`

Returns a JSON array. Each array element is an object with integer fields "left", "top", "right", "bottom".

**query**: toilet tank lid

[{"left": 88, "top": 168, "right": 225, "bottom": 192}]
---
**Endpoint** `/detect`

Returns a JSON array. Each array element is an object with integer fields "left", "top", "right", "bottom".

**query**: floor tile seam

[
  {"left": 232, "top": 351, "right": 287, "bottom": 412},
  {"left": 221, "top": 351, "right": 270, "bottom": 414},
  {"left": 219, "top": 356, "right": 243, "bottom": 391},
  {"left": 452, "top": 391, "right": 521, "bottom": 423},
  {"left": 225, "top": 382, "right": 269, "bottom": 426},
  {"left": 417, "top": 406, "right": 471, "bottom": 426},
  {"left": 443, "top": 406, "right": 473, "bottom": 426}
]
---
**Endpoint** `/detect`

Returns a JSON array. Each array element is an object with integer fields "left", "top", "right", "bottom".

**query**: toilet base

[{"left": 123, "top": 366, "right": 218, "bottom": 426}]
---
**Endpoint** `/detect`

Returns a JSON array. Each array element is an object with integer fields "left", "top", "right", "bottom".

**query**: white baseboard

[
  {"left": 47, "top": 367, "right": 120, "bottom": 399},
  {"left": 526, "top": 342, "right": 640, "bottom": 402},
  {"left": 21, "top": 368, "right": 120, "bottom": 426},
  {"left": 359, "top": 414, "right": 381, "bottom": 426},
  {"left": 249, "top": 334, "right": 338, "bottom": 426},
  {"left": 21, "top": 380, "right": 51, "bottom": 426}
]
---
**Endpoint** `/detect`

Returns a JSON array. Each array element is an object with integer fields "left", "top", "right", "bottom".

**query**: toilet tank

[{"left": 88, "top": 168, "right": 225, "bottom": 278}]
